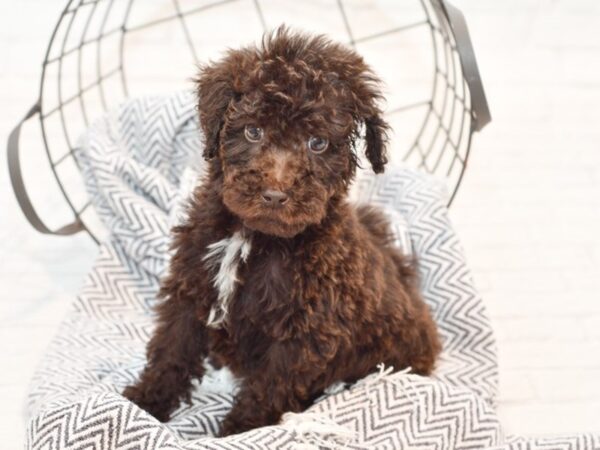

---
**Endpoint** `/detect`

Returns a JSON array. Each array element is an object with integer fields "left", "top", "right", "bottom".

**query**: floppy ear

[
  {"left": 195, "top": 53, "right": 241, "bottom": 160},
  {"left": 352, "top": 73, "right": 390, "bottom": 174},
  {"left": 364, "top": 114, "right": 389, "bottom": 174}
]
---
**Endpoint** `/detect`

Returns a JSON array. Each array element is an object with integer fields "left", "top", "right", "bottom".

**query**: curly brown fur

[{"left": 123, "top": 26, "right": 441, "bottom": 436}]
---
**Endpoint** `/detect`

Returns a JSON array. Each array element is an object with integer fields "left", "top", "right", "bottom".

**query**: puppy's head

[{"left": 196, "top": 26, "right": 389, "bottom": 238}]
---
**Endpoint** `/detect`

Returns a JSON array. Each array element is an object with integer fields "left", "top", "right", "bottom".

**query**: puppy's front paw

[
  {"left": 218, "top": 413, "right": 258, "bottom": 437},
  {"left": 122, "top": 384, "right": 173, "bottom": 423},
  {"left": 218, "top": 416, "right": 242, "bottom": 437}
]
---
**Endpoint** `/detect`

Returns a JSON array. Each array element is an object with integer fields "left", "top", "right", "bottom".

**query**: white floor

[{"left": 1, "top": 0, "right": 599, "bottom": 447}]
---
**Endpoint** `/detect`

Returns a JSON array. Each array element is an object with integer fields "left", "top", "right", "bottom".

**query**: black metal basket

[{"left": 8, "top": 0, "right": 490, "bottom": 244}]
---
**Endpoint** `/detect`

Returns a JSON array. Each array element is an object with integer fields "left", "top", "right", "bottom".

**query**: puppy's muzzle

[{"left": 261, "top": 189, "right": 289, "bottom": 208}]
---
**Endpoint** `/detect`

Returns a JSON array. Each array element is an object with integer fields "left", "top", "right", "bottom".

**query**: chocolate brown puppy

[{"left": 123, "top": 27, "right": 441, "bottom": 437}]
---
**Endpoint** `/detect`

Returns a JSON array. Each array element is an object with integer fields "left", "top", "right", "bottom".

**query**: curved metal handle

[
  {"left": 438, "top": 0, "right": 491, "bottom": 131},
  {"left": 7, "top": 103, "right": 84, "bottom": 236}
]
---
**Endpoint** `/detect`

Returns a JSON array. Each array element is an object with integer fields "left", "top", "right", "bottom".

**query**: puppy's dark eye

[
  {"left": 244, "top": 125, "right": 263, "bottom": 143},
  {"left": 307, "top": 136, "right": 329, "bottom": 154}
]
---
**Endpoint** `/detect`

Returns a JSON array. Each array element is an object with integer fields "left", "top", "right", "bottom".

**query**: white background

[{"left": 0, "top": 0, "right": 599, "bottom": 447}]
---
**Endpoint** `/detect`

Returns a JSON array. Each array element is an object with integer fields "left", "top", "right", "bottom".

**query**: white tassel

[
  {"left": 282, "top": 411, "right": 356, "bottom": 450},
  {"left": 352, "top": 363, "right": 420, "bottom": 411}
]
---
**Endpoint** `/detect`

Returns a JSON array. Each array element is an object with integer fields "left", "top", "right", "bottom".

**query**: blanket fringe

[
  {"left": 354, "top": 364, "right": 421, "bottom": 411},
  {"left": 282, "top": 411, "right": 356, "bottom": 450}
]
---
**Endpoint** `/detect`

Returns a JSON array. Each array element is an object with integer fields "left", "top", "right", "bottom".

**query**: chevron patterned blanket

[{"left": 25, "top": 92, "right": 599, "bottom": 450}]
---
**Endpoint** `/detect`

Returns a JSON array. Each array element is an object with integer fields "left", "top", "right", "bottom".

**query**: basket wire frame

[{"left": 12, "top": 0, "right": 490, "bottom": 244}]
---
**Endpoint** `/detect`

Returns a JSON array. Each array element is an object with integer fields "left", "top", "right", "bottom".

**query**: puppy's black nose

[{"left": 261, "top": 189, "right": 288, "bottom": 207}]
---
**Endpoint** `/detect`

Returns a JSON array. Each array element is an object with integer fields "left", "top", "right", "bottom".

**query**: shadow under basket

[{"left": 7, "top": 0, "right": 490, "bottom": 244}]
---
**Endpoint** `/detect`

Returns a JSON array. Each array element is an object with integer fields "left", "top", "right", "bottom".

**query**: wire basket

[{"left": 8, "top": 0, "right": 490, "bottom": 244}]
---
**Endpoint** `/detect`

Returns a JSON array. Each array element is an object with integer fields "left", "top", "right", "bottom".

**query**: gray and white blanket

[{"left": 25, "top": 92, "right": 600, "bottom": 449}]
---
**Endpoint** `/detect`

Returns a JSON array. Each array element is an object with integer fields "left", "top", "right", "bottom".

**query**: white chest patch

[{"left": 203, "top": 231, "right": 251, "bottom": 328}]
